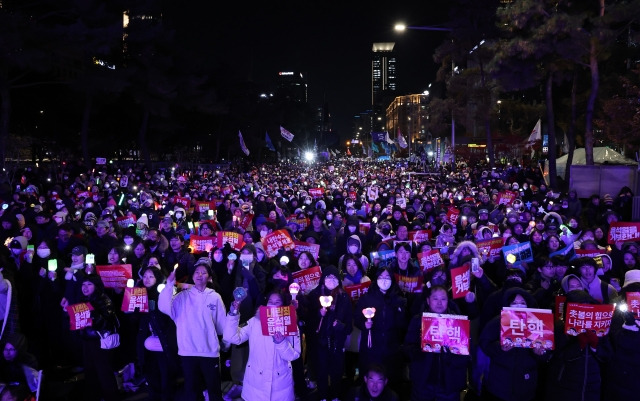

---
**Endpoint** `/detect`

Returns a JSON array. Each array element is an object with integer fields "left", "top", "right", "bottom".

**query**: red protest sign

[
  {"left": 418, "top": 250, "right": 444, "bottom": 272},
  {"left": 121, "top": 287, "right": 149, "bottom": 313},
  {"left": 259, "top": 305, "right": 298, "bottom": 336},
  {"left": 116, "top": 215, "right": 136, "bottom": 228},
  {"left": 626, "top": 292, "right": 640, "bottom": 319},
  {"left": 189, "top": 235, "right": 216, "bottom": 253},
  {"left": 476, "top": 238, "right": 504, "bottom": 258},
  {"left": 216, "top": 231, "right": 245, "bottom": 251},
  {"left": 67, "top": 302, "right": 94, "bottom": 330},
  {"left": 95, "top": 264, "right": 133, "bottom": 289},
  {"left": 447, "top": 207, "right": 460, "bottom": 225},
  {"left": 500, "top": 307, "right": 555, "bottom": 350},
  {"left": 410, "top": 230, "right": 432, "bottom": 245},
  {"left": 497, "top": 190, "right": 517, "bottom": 206},
  {"left": 607, "top": 222, "right": 640, "bottom": 244},
  {"left": 308, "top": 188, "right": 324, "bottom": 198},
  {"left": 565, "top": 303, "right": 615, "bottom": 336},
  {"left": 240, "top": 212, "right": 254, "bottom": 230},
  {"left": 395, "top": 274, "right": 423, "bottom": 293},
  {"left": 174, "top": 197, "right": 191, "bottom": 209},
  {"left": 421, "top": 313, "right": 470, "bottom": 355},
  {"left": 261, "top": 229, "right": 295, "bottom": 258},
  {"left": 288, "top": 216, "right": 310, "bottom": 231},
  {"left": 359, "top": 222, "right": 371, "bottom": 236},
  {"left": 344, "top": 281, "right": 371, "bottom": 302},
  {"left": 292, "top": 240, "right": 320, "bottom": 261},
  {"left": 348, "top": 191, "right": 357, "bottom": 200},
  {"left": 554, "top": 295, "right": 567, "bottom": 322},
  {"left": 450, "top": 265, "right": 471, "bottom": 299},
  {"left": 194, "top": 201, "right": 216, "bottom": 213},
  {"left": 291, "top": 266, "right": 322, "bottom": 294}
]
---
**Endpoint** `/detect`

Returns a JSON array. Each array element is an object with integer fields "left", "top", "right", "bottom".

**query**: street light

[{"left": 395, "top": 22, "right": 455, "bottom": 163}]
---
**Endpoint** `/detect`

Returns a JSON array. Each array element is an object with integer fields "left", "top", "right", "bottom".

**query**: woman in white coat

[{"left": 224, "top": 290, "right": 301, "bottom": 401}]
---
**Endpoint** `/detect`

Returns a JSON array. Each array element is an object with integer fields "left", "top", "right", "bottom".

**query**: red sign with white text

[
  {"left": 421, "top": 313, "right": 470, "bottom": 355},
  {"left": 607, "top": 222, "right": 640, "bottom": 244},
  {"left": 216, "top": 231, "right": 245, "bottom": 251},
  {"left": 500, "top": 307, "right": 555, "bottom": 350},
  {"left": 96, "top": 264, "right": 133, "bottom": 289},
  {"left": 418, "top": 250, "right": 445, "bottom": 271},
  {"left": 259, "top": 305, "right": 298, "bottom": 336},
  {"left": 292, "top": 240, "right": 320, "bottom": 261},
  {"left": 194, "top": 201, "right": 216, "bottom": 213},
  {"left": 626, "top": 292, "right": 640, "bottom": 319},
  {"left": 497, "top": 190, "right": 517, "bottom": 206},
  {"left": 395, "top": 274, "right": 423, "bottom": 293},
  {"left": 447, "top": 207, "right": 461, "bottom": 225},
  {"left": 410, "top": 230, "right": 432, "bottom": 245},
  {"left": 476, "top": 238, "right": 504, "bottom": 259},
  {"left": 308, "top": 188, "right": 324, "bottom": 198},
  {"left": 565, "top": 303, "right": 615, "bottom": 336},
  {"left": 291, "top": 266, "right": 322, "bottom": 294},
  {"left": 261, "top": 229, "right": 295, "bottom": 258},
  {"left": 121, "top": 287, "right": 149, "bottom": 313},
  {"left": 67, "top": 302, "right": 94, "bottom": 330},
  {"left": 344, "top": 281, "right": 371, "bottom": 302},
  {"left": 189, "top": 235, "right": 216, "bottom": 253},
  {"left": 450, "top": 264, "right": 471, "bottom": 299}
]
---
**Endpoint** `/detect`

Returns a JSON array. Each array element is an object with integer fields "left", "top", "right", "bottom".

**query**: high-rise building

[
  {"left": 371, "top": 43, "right": 397, "bottom": 115},
  {"left": 276, "top": 71, "right": 308, "bottom": 103},
  {"left": 386, "top": 93, "right": 431, "bottom": 153}
]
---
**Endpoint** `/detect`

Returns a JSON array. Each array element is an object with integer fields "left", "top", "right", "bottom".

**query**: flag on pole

[
  {"left": 238, "top": 131, "right": 250, "bottom": 156},
  {"left": 385, "top": 132, "right": 395, "bottom": 145},
  {"left": 397, "top": 129, "right": 408, "bottom": 149},
  {"left": 265, "top": 132, "right": 276, "bottom": 151},
  {"left": 525, "top": 119, "right": 541, "bottom": 148},
  {"left": 280, "top": 126, "right": 294, "bottom": 142},
  {"left": 372, "top": 142, "right": 380, "bottom": 153}
]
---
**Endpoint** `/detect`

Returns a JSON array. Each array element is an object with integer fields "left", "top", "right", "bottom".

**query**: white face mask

[
  {"left": 260, "top": 230, "right": 268, "bottom": 238},
  {"left": 240, "top": 255, "right": 253, "bottom": 266},
  {"left": 348, "top": 225, "right": 357, "bottom": 233},
  {"left": 377, "top": 278, "right": 392, "bottom": 291},
  {"left": 348, "top": 245, "right": 359, "bottom": 254},
  {"left": 37, "top": 248, "right": 51, "bottom": 258},
  {"left": 123, "top": 237, "right": 134, "bottom": 245},
  {"left": 326, "top": 214, "right": 333, "bottom": 221}
]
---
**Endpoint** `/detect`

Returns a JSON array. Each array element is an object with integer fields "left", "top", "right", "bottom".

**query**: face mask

[
  {"left": 240, "top": 255, "right": 253, "bottom": 266},
  {"left": 348, "top": 245, "right": 359, "bottom": 254},
  {"left": 213, "top": 252, "right": 224, "bottom": 263},
  {"left": 325, "top": 278, "right": 339, "bottom": 291},
  {"left": 377, "top": 278, "right": 392, "bottom": 291},
  {"left": 304, "top": 199, "right": 312, "bottom": 205},
  {"left": 85, "top": 202, "right": 93, "bottom": 209},
  {"left": 37, "top": 248, "right": 51, "bottom": 258},
  {"left": 175, "top": 213, "right": 183, "bottom": 219},
  {"left": 123, "top": 237, "right": 134, "bottom": 245},
  {"left": 260, "top": 230, "right": 268, "bottom": 238},
  {"left": 11, "top": 248, "right": 22, "bottom": 255},
  {"left": 348, "top": 225, "right": 356, "bottom": 233},
  {"left": 56, "top": 203, "right": 63, "bottom": 210},
  {"left": 325, "top": 214, "right": 333, "bottom": 221}
]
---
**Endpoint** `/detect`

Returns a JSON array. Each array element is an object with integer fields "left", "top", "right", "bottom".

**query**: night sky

[{"left": 171, "top": 1, "right": 451, "bottom": 138}]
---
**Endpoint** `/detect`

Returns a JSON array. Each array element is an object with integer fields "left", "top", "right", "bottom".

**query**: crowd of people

[{"left": 0, "top": 157, "right": 638, "bottom": 401}]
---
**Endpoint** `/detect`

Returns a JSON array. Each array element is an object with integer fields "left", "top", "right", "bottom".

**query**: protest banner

[
  {"left": 607, "top": 222, "right": 640, "bottom": 244},
  {"left": 216, "top": 231, "right": 245, "bottom": 251},
  {"left": 500, "top": 307, "right": 555, "bottom": 350},
  {"left": 549, "top": 243, "right": 577, "bottom": 261},
  {"left": 418, "top": 250, "right": 445, "bottom": 271},
  {"left": 575, "top": 249, "right": 603, "bottom": 258},
  {"left": 450, "top": 265, "right": 471, "bottom": 299},
  {"left": 116, "top": 215, "right": 136, "bottom": 228},
  {"left": 292, "top": 240, "right": 320, "bottom": 261},
  {"left": 421, "top": 313, "right": 470, "bottom": 355},
  {"left": 67, "top": 302, "right": 94, "bottom": 330},
  {"left": 410, "top": 230, "right": 432, "bottom": 245},
  {"left": 348, "top": 191, "right": 357, "bottom": 200},
  {"left": 174, "top": 196, "right": 191, "bottom": 209},
  {"left": 554, "top": 295, "right": 567, "bottom": 322},
  {"left": 502, "top": 241, "right": 534, "bottom": 266},
  {"left": 239, "top": 211, "right": 254, "bottom": 230},
  {"left": 565, "top": 303, "right": 615, "bottom": 336},
  {"left": 626, "top": 292, "right": 640, "bottom": 319},
  {"left": 261, "top": 229, "right": 295, "bottom": 258},
  {"left": 395, "top": 274, "right": 423, "bottom": 293},
  {"left": 497, "top": 190, "right": 517, "bottom": 206},
  {"left": 96, "top": 264, "right": 133, "bottom": 289},
  {"left": 291, "top": 266, "right": 322, "bottom": 294},
  {"left": 344, "top": 281, "right": 371, "bottom": 302},
  {"left": 121, "top": 287, "right": 149, "bottom": 313},
  {"left": 447, "top": 207, "right": 460, "bottom": 225},
  {"left": 259, "top": 305, "right": 298, "bottom": 336},
  {"left": 287, "top": 216, "right": 310, "bottom": 231},
  {"left": 194, "top": 201, "right": 216, "bottom": 213},
  {"left": 475, "top": 238, "right": 504, "bottom": 259},
  {"left": 359, "top": 222, "right": 371, "bottom": 236},
  {"left": 189, "top": 235, "right": 216, "bottom": 253},
  {"left": 308, "top": 188, "right": 324, "bottom": 198}
]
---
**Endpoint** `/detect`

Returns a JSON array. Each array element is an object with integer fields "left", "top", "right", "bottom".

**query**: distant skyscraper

[
  {"left": 276, "top": 71, "right": 308, "bottom": 103},
  {"left": 371, "top": 43, "right": 397, "bottom": 115}
]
